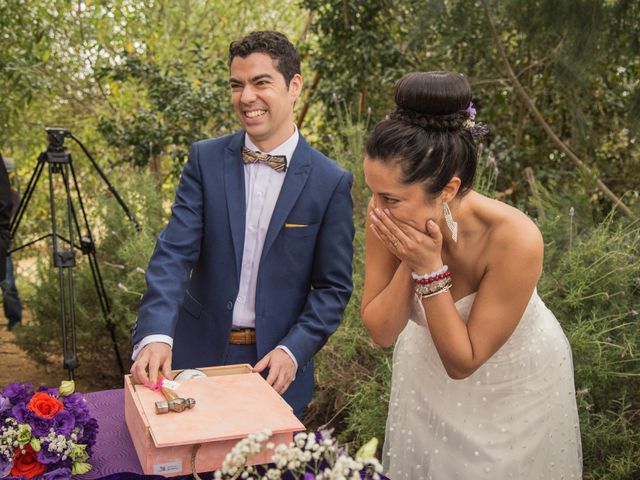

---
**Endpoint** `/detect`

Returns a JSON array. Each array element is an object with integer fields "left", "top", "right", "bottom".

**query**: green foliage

[
  {"left": 302, "top": 114, "right": 640, "bottom": 478},
  {"left": 96, "top": 53, "right": 234, "bottom": 170},
  {"left": 13, "top": 169, "right": 167, "bottom": 389},
  {"left": 2, "top": 2, "right": 640, "bottom": 477},
  {"left": 536, "top": 193, "right": 640, "bottom": 479}
]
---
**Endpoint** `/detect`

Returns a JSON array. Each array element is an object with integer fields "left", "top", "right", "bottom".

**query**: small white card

[
  {"left": 153, "top": 459, "right": 182, "bottom": 475},
  {"left": 161, "top": 379, "right": 181, "bottom": 391}
]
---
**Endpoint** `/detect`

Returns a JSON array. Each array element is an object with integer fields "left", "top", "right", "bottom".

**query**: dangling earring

[{"left": 443, "top": 202, "right": 458, "bottom": 242}]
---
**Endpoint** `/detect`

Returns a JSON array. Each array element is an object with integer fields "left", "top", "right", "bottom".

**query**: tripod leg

[
  {"left": 10, "top": 153, "right": 47, "bottom": 240},
  {"left": 49, "top": 160, "right": 78, "bottom": 380},
  {"left": 66, "top": 160, "right": 125, "bottom": 376}
]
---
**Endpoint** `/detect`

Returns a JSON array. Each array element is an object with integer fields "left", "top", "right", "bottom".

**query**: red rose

[
  {"left": 27, "top": 392, "right": 64, "bottom": 419},
  {"left": 10, "top": 445, "right": 46, "bottom": 479}
]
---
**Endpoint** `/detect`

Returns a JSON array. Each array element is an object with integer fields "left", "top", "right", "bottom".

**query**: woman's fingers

[{"left": 371, "top": 208, "right": 410, "bottom": 245}]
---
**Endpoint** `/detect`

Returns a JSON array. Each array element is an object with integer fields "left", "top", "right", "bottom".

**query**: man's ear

[
  {"left": 289, "top": 73, "right": 303, "bottom": 103},
  {"left": 440, "top": 177, "right": 462, "bottom": 204}
]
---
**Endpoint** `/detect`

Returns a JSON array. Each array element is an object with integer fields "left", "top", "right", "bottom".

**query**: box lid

[{"left": 134, "top": 372, "right": 304, "bottom": 448}]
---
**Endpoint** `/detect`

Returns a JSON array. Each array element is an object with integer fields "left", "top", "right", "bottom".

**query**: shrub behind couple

[{"left": 130, "top": 31, "right": 582, "bottom": 479}]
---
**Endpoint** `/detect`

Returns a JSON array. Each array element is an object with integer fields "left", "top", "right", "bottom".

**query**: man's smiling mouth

[{"left": 245, "top": 110, "right": 267, "bottom": 118}]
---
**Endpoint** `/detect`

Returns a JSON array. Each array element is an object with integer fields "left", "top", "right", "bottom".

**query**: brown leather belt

[{"left": 229, "top": 328, "right": 256, "bottom": 345}]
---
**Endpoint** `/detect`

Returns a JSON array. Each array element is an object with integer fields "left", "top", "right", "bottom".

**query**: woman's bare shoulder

[{"left": 484, "top": 198, "right": 544, "bottom": 262}]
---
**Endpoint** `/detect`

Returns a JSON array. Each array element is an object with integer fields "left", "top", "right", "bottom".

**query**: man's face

[{"left": 229, "top": 53, "right": 302, "bottom": 151}]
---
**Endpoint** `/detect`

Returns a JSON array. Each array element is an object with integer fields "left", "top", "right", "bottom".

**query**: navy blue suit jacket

[{"left": 132, "top": 131, "right": 354, "bottom": 412}]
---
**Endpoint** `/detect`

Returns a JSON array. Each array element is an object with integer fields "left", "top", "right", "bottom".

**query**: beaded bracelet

[
  {"left": 411, "top": 264, "right": 448, "bottom": 282},
  {"left": 414, "top": 271, "right": 451, "bottom": 285},
  {"left": 415, "top": 276, "right": 453, "bottom": 298}
]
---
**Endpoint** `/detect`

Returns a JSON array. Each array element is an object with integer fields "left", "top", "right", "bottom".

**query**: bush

[
  {"left": 537, "top": 193, "right": 640, "bottom": 479},
  {"left": 308, "top": 119, "right": 640, "bottom": 479},
  {"left": 13, "top": 169, "right": 167, "bottom": 389}
]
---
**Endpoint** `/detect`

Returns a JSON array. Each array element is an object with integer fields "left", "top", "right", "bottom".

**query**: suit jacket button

[{"left": 227, "top": 301, "right": 233, "bottom": 310}]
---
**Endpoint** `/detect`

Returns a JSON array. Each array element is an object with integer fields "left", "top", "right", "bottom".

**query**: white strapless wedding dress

[{"left": 382, "top": 290, "right": 582, "bottom": 479}]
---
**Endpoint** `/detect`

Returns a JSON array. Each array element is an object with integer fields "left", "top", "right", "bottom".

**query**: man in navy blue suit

[{"left": 130, "top": 31, "right": 354, "bottom": 416}]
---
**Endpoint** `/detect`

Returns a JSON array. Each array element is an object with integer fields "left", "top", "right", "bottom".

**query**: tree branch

[{"left": 482, "top": 0, "right": 634, "bottom": 217}]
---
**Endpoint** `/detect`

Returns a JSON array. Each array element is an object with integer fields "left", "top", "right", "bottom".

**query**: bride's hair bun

[
  {"left": 389, "top": 109, "right": 469, "bottom": 131},
  {"left": 391, "top": 71, "right": 472, "bottom": 131},
  {"left": 365, "top": 71, "right": 478, "bottom": 198}
]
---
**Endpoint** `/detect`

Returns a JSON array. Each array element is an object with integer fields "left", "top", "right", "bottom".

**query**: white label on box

[
  {"left": 161, "top": 380, "right": 181, "bottom": 391},
  {"left": 152, "top": 460, "right": 183, "bottom": 475}
]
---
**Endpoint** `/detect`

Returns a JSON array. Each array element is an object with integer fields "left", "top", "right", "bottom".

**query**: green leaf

[
  {"left": 59, "top": 380, "right": 75, "bottom": 396},
  {"left": 355, "top": 437, "right": 378, "bottom": 460},
  {"left": 30, "top": 438, "right": 41, "bottom": 452},
  {"left": 72, "top": 462, "right": 93, "bottom": 475}
]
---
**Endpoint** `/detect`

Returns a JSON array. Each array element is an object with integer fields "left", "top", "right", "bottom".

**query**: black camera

[{"left": 45, "top": 127, "right": 71, "bottom": 153}]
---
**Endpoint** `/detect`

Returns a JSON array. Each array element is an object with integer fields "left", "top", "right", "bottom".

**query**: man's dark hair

[{"left": 228, "top": 31, "right": 301, "bottom": 86}]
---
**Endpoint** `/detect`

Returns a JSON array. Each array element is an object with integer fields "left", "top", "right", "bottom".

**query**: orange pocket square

[{"left": 284, "top": 223, "right": 309, "bottom": 228}]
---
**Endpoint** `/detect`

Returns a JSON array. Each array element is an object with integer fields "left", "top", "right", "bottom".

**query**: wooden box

[{"left": 124, "top": 364, "right": 304, "bottom": 477}]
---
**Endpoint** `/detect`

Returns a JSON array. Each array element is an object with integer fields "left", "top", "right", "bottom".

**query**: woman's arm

[
  {"left": 368, "top": 204, "right": 544, "bottom": 378},
  {"left": 421, "top": 219, "right": 543, "bottom": 379},
  {"left": 361, "top": 200, "right": 415, "bottom": 347}
]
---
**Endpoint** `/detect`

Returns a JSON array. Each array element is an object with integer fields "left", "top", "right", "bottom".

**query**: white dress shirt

[{"left": 133, "top": 127, "right": 300, "bottom": 371}]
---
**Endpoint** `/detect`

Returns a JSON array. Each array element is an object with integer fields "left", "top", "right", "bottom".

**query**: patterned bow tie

[{"left": 242, "top": 147, "right": 287, "bottom": 173}]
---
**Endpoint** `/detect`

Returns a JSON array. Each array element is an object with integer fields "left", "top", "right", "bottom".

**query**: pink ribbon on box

[{"left": 143, "top": 378, "right": 163, "bottom": 392}]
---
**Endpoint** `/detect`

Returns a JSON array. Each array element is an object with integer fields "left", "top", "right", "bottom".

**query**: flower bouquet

[
  {"left": 0, "top": 381, "right": 98, "bottom": 479},
  {"left": 212, "top": 429, "right": 384, "bottom": 480}
]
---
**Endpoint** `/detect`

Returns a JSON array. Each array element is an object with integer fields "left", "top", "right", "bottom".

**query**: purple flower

[
  {"left": 61, "top": 394, "right": 91, "bottom": 424},
  {"left": 10, "top": 403, "right": 29, "bottom": 423},
  {"left": 53, "top": 410, "right": 75, "bottom": 436},
  {"left": 36, "top": 443, "right": 62, "bottom": 465},
  {"left": 60, "top": 393, "right": 83, "bottom": 408},
  {"left": 2, "top": 383, "right": 33, "bottom": 404},
  {"left": 36, "top": 386, "right": 59, "bottom": 397},
  {"left": 304, "top": 473, "right": 316, "bottom": 480},
  {"left": 466, "top": 101, "right": 477, "bottom": 120},
  {"left": 0, "top": 451, "right": 13, "bottom": 478},
  {"left": 11, "top": 404, "right": 53, "bottom": 437},
  {"left": 41, "top": 467, "right": 72, "bottom": 479},
  {"left": 469, "top": 123, "right": 489, "bottom": 140},
  {"left": 78, "top": 418, "right": 99, "bottom": 448}
]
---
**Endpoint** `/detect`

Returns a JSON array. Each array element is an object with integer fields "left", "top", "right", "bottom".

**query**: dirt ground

[{"left": 0, "top": 311, "right": 110, "bottom": 393}]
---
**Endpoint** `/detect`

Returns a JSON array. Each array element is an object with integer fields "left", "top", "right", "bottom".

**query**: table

[
  {"left": 83, "top": 389, "right": 217, "bottom": 480},
  {"left": 82, "top": 389, "right": 386, "bottom": 480}
]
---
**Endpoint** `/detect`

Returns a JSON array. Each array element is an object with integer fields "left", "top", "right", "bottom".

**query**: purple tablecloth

[
  {"left": 82, "top": 389, "right": 143, "bottom": 478},
  {"left": 82, "top": 389, "right": 387, "bottom": 480},
  {"left": 83, "top": 389, "right": 212, "bottom": 480}
]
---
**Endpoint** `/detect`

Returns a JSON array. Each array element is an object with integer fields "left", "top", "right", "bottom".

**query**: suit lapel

[
  {"left": 223, "top": 132, "right": 246, "bottom": 281},
  {"left": 261, "top": 136, "right": 312, "bottom": 260}
]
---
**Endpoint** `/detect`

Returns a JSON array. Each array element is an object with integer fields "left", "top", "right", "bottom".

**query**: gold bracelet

[
  {"left": 415, "top": 277, "right": 452, "bottom": 297},
  {"left": 419, "top": 285, "right": 451, "bottom": 299}
]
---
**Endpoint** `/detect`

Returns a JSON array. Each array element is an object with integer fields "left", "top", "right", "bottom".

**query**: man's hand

[
  {"left": 253, "top": 348, "right": 296, "bottom": 394},
  {"left": 130, "top": 342, "right": 172, "bottom": 385}
]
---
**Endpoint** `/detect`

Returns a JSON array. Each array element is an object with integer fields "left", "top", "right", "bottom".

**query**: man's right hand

[{"left": 130, "top": 342, "right": 173, "bottom": 385}]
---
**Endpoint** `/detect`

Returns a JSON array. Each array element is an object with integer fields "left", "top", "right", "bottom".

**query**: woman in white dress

[{"left": 361, "top": 71, "right": 582, "bottom": 479}]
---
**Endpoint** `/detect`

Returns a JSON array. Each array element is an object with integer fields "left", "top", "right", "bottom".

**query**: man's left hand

[{"left": 253, "top": 348, "right": 296, "bottom": 394}]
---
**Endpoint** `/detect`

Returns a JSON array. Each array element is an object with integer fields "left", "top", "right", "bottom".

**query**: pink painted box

[{"left": 124, "top": 364, "right": 305, "bottom": 477}]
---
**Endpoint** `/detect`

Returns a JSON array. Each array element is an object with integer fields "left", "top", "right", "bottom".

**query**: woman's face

[{"left": 363, "top": 156, "right": 440, "bottom": 233}]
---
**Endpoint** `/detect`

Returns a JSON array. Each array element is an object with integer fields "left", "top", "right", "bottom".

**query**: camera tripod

[{"left": 9, "top": 128, "right": 140, "bottom": 380}]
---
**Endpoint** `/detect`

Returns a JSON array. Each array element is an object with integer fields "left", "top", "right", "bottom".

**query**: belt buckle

[{"left": 230, "top": 328, "right": 255, "bottom": 345}]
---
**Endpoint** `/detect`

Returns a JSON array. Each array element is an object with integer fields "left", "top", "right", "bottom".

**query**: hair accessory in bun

[{"left": 462, "top": 101, "right": 489, "bottom": 141}]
